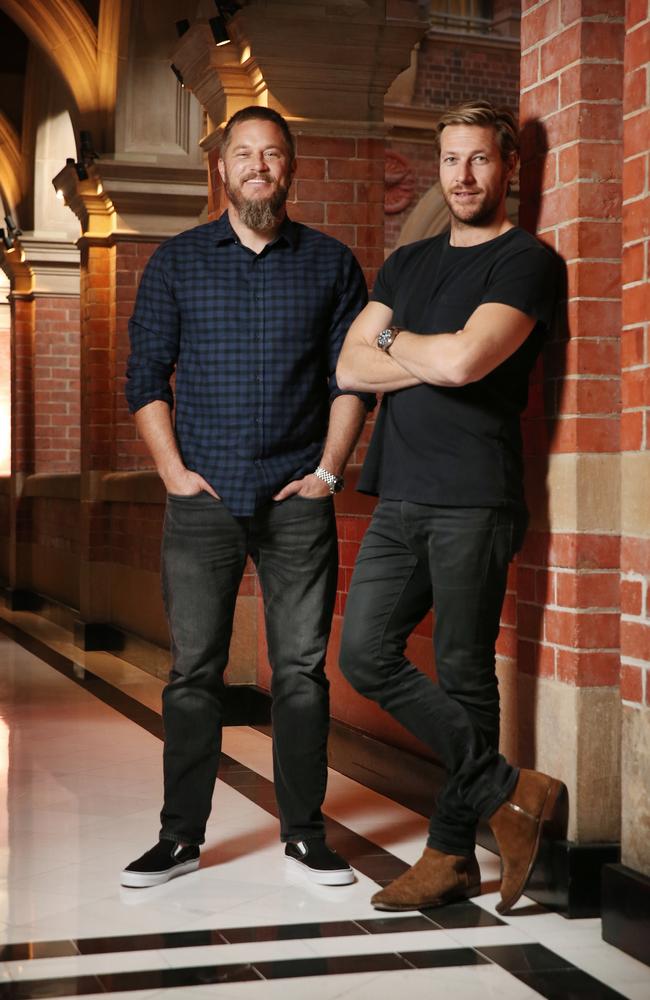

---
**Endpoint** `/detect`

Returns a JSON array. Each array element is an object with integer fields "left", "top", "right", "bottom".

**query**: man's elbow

[{"left": 336, "top": 361, "right": 357, "bottom": 391}]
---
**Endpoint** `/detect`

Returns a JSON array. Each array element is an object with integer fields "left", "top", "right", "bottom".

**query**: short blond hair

[{"left": 435, "top": 101, "right": 519, "bottom": 160}]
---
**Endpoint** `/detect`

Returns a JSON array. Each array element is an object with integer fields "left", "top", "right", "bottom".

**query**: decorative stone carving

[{"left": 385, "top": 149, "right": 416, "bottom": 215}]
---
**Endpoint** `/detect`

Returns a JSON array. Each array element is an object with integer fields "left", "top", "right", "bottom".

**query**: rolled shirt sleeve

[{"left": 125, "top": 244, "right": 180, "bottom": 414}]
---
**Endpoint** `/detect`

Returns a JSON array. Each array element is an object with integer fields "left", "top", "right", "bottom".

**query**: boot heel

[{"left": 541, "top": 779, "right": 568, "bottom": 841}]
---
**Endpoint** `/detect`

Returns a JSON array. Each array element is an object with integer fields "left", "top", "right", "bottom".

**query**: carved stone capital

[
  {"left": 52, "top": 160, "right": 208, "bottom": 242},
  {"left": 172, "top": 1, "right": 427, "bottom": 127},
  {"left": 13, "top": 236, "right": 80, "bottom": 297}
]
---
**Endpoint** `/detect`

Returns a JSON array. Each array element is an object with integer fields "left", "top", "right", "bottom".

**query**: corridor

[{"left": 0, "top": 608, "right": 648, "bottom": 1000}]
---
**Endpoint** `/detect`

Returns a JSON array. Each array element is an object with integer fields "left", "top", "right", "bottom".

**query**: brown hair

[
  {"left": 220, "top": 106, "right": 296, "bottom": 161},
  {"left": 434, "top": 101, "right": 519, "bottom": 160}
]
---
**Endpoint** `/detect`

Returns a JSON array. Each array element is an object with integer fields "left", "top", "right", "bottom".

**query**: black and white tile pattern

[{"left": 0, "top": 610, "right": 648, "bottom": 1000}]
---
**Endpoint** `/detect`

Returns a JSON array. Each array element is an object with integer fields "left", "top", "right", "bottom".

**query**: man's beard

[
  {"left": 443, "top": 184, "right": 506, "bottom": 228},
  {"left": 224, "top": 174, "right": 289, "bottom": 231}
]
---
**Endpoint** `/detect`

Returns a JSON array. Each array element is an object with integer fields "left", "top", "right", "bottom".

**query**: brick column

[
  {"left": 8, "top": 292, "right": 35, "bottom": 594},
  {"left": 76, "top": 236, "right": 168, "bottom": 630},
  {"left": 518, "top": 0, "right": 625, "bottom": 850},
  {"left": 619, "top": 0, "right": 650, "bottom": 877}
]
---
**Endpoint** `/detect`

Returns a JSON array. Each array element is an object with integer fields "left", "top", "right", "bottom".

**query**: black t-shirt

[{"left": 358, "top": 227, "right": 559, "bottom": 508}]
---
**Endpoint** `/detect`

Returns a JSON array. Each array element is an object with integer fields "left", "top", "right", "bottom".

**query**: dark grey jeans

[
  {"left": 159, "top": 492, "right": 338, "bottom": 846},
  {"left": 339, "top": 500, "right": 528, "bottom": 857}
]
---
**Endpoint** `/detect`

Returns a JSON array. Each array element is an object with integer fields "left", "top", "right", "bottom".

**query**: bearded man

[
  {"left": 337, "top": 101, "right": 566, "bottom": 914},
  {"left": 122, "top": 107, "right": 372, "bottom": 888}
]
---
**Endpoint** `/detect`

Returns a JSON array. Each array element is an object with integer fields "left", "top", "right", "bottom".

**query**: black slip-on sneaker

[
  {"left": 121, "top": 840, "right": 200, "bottom": 888},
  {"left": 285, "top": 839, "right": 355, "bottom": 886}
]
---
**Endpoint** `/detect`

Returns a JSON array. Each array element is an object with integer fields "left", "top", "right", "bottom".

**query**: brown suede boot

[
  {"left": 488, "top": 768, "right": 568, "bottom": 915},
  {"left": 371, "top": 848, "right": 481, "bottom": 911}
]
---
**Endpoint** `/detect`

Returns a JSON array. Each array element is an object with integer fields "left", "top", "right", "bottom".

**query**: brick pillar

[
  {"left": 76, "top": 237, "right": 162, "bottom": 628},
  {"left": 518, "top": 0, "right": 625, "bottom": 845},
  {"left": 33, "top": 296, "right": 80, "bottom": 474},
  {"left": 619, "top": 0, "right": 650, "bottom": 878},
  {"left": 8, "top": 293, "right": 35, "bottom": 592}
]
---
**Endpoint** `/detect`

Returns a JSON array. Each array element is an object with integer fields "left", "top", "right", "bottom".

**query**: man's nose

[
  {"left": 456, "top": 159, "right": 475, "bottom": 184},
  {"left": 251, "top": 152, "right": 269, "bottom": 171}
]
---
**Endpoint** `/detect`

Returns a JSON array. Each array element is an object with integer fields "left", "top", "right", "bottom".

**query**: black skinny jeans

[
  {"left": 159, "top": 492, "right": 338, "bottom": 846},
  {"left": 340, "top": 499, "right": 527, "bottom": 857}
]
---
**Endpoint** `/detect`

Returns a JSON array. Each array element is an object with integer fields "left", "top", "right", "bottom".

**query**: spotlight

[
  {"left": 170, "top": 63, "right": 185, "bottom": 86},
  {"left": 0, "top": 228, "right": 13, "bottom": 250},
  {"left": 74, "top": 162, "right": 88, "bottom": 181},
  {"left": 209, "top": 14, "right": 230, "bottom": 45},
  {"left": 55, "top": 189, "right": 65, "bottom": 201},
  {"left": 175, "top": 18, "right": 190, "bottom": 36}
]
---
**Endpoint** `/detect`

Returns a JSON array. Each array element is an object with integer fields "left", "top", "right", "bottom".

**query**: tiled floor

[{"left": 0, "top": 608, "right": 648, "bottom": 1000}]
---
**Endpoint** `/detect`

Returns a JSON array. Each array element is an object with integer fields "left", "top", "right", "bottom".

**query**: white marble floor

[{"left": 0, "top": 607, "right": 648, "bottom": 1000}]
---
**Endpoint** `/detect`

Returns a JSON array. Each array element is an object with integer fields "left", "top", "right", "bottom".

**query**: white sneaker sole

[
  {"left": 286, "top": 857, "right": 355, "bottom": 886},
  {"left": 120, "top": 857, "right": 200, "bottom": 888}
]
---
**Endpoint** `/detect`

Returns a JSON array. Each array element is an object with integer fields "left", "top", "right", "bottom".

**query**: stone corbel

[{"left": 52, "top": 163, "right": 116, "bottom": 240}]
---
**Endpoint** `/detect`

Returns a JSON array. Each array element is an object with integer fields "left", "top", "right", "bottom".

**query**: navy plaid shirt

[{"left": 126, "top": 213, "right": 372, "bottom": 516}]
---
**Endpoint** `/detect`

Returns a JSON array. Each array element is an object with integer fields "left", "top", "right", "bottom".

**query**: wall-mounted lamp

[
  {"left": 171, "top": 63, "right": 185, "bottom": 86},
  {"left": 79, "top": 130, "right": 98, "bottom": 165},
  {"left": 209, "top": 14, "right": 230, "bottom": 46},
  {"left": 4, "top": 213, "right": 22, "bottom": 240},
  {"left": 0, "top": 229, "right": 13, "bottom": 250}
]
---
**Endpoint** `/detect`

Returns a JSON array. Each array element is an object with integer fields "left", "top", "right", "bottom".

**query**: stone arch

[
  {"left": 0, "top": 112, "right": 23, "bottom": 218},
  {"left": 0, "top": 0, "right": 98, "bottom": 116}
]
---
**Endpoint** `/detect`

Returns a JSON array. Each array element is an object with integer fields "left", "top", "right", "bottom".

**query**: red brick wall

[
  {"left": 517, "top": 0, "right": 625, "bottom": 691},
  {"left": 414, "top": 35, "right": 521, "bottom": 112},
  {"left": 33, "top": 296, "right": 80, "bottom": 474},
  {"left": 0, "top": 320, "right": 10, "bottom": 476},
  {"left": 620, "top": 0, "right": 650, "bottom": 704},
  {"left": 11, "top": 297, "right": 35, "bottom": 475}
]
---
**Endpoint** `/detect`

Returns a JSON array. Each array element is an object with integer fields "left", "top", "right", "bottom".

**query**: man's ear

[
  {"left": 506, "top": 151, "right": 519, "bottom": 182},
  {"left": 217, "top": 158, "right": 226, "bottom": 185}
]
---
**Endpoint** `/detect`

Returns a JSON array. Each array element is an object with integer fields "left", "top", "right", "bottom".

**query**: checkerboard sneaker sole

[
  {"left": 121, "top": 840, "right": 200, "bottom": 888},
  {"left": 285, "top": 840, "right": 355, "bottom": 886}
]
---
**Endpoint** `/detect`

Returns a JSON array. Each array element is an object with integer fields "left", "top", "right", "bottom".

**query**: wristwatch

[
  {"left": 377, "top": 326, "right": 401, "bottom": 353},
  {"left": 314, "top": 465, "right": 344, "bottom": 494}
]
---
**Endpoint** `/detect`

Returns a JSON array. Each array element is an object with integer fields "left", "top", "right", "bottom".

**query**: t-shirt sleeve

[
  {"left": 481, "top": 243, "right": 560, "bottom": 329},
  {"left": 370, "top": 250, "right": 399, "bottom": 308}
]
